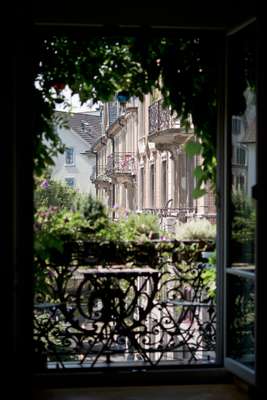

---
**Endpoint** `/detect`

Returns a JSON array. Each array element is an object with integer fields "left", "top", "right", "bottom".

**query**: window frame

[
  {"left": 11, "top": 15, "right": 265, "bottom": 393},
  {"left": 64, "top": 147, "right": 75, "bottom": 166}
]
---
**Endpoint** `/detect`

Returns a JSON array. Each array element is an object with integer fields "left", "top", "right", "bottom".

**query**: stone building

[{"left": 92, "top": 94, "right": 216, "bottom": 228}]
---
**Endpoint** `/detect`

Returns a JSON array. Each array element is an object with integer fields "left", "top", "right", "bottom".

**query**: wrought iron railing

[
  {"left": 106, "top": 152, "right": 136, "bottom": 177},
  {"left": 34, "top": 240, "right": 216, "bottom": 370},
  {"left": 91, "top": 165, "right": 111, "bottom": 184},
  {"left": 142, "top": 208, "right": 216, "bottom": 225},
  {"left": 148, "top": 99, "right": 180, "bottom": 135},
  {"left": 142, "top": 207, "right": 196, "bottom": 222}
]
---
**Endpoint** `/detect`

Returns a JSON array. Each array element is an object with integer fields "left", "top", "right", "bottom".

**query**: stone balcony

[
  {"left": 91, "top": 164, "right": 112, "bottom": 189},
  {"left": 148, "top": 99, "right": 194, "bottom": 152},
  {"left": 106, "top": 152, "right": 137, "bottom": 185}
]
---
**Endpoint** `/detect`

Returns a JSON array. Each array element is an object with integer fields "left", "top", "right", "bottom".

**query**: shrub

[
  {"left": 34, "top": 176, "right": 79, "bottom": 210},
  {"left": 34, "top": 206, "right": 89, "bottom": 263},
  {"left": 116, "top": 212, "right": 161, "bottom": 241},
  {"left": 74, "top": 194, "right": 110, "bottom": 236},
  {"left": 175, "top": 218, "right": 216, "bottom": 240},
  {"left": 231, "top": 190, "right": 256, "bottom": 263}
]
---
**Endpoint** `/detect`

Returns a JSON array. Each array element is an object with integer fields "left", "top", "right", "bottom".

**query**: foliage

[
  {"left": 201, "top": 251, "right": 216, "bottom": 299},
  {"left": 228, "top": 275, "right": 255, "bottom": 360},
  {"left": 34, "top": 175, "right": 79, "bottom": 210},
  {"left": 183, "top": 139, "right": 216, "bottom": 198},
  {"left": 34, "top": 197, "right": 162, "bottom": 270},
  {"left": 231, "top": 190, "right": 256, "bottom": 244},
  {"left": 115, "top": 212, "right": 161, "bottom": 242},
  {"left": 33, "top": 206, "right": 89, "bottom": 294},
  {"left": 34, "top": 207, "right": 89, "bottom": 262},
  {"left": 33, "top": 34, "right": 222, "bottom": 194},
  {"left": 231, "top": 190, "right": 256, "bottom": 264},
  {"left": 33, "top": 95, "right": 67, "bottom": 177},
  {"left": 175, "top": 218, "right": 216, "bottom": 240},
  {"left": 74, "top": 193, "right": 110, "bottom": 236}
]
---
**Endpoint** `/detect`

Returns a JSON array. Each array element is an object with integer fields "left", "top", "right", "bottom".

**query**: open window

[
  {"left": 10, "top": 11, "right": 266, "bottom": 395},
  {"left": 224, "top": 19, "right": 257, "bottom": 385}
]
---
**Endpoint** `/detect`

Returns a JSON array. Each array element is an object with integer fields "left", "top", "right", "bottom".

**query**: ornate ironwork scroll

[
  {"left": 34, "top": 240, "right": 216, "bottom": 370},
  {"left": 148, "top": 99, "right": 178, "bottom": 135},
  {"left": 106, "top": 153, "right": 136, "bottom": 177}
]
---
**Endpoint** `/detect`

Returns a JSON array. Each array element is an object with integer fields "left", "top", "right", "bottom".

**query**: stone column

[
  {"left": 156, "top": 143, "right": 181, "bottom": 209},
  {"left": 125, "top": 180, "right": 136, "bottom": 211}
]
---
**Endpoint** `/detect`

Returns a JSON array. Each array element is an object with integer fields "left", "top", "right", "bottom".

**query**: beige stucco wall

[{"left": 94, "top": 94, "right": 215, "bottom": 219}]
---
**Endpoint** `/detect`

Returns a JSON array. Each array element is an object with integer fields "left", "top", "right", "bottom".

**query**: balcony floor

[{"left": 34, "top": 384, "right": 250, "bottom": 400}]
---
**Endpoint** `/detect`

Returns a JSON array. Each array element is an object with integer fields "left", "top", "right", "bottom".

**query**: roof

[{"left": 55, "top": 111, "right": 102, "bottom": 149}]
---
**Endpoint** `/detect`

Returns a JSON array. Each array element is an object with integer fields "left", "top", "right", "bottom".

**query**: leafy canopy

[{"left": 34, "top": 34, "right": 220, "bottom": 195}]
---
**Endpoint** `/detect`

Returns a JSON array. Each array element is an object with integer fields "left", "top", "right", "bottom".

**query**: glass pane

[
  {"left": 230, "top": 23, "right": 257, "bottom": 272},
  {"left": 227, "top": 274, "right": 255, "bottom": 369},
  {"left": 65, "top": 148, "right": 74, "bottom": 165}
]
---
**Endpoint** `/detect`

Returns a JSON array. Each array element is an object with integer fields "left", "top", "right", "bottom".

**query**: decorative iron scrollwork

[{"left": 34, "top": 240, "right": 216, "bottom": 369}]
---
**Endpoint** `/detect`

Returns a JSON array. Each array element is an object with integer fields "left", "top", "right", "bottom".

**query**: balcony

[
  {"left": 142, "top": 207, "right": 197, "bottom": 222},
  {"left": 148, "top": 99, "right": 193, "bottom": 151},
  {"left": 34, "top": 240, "right": 216, "bottom": 371},
  {"left": 91, "top": 164, "right": 112, "bottom": 189},
  {"left": 142, "top": 207, "right": 216, "bottom": 225},
  {"left": 106, "top": 152, "right": 136, "bottom": 185}
]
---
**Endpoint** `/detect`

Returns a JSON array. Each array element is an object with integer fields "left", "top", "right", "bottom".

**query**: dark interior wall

[
  {"left": 255, "top": 16, "right": 267, "bottom": 397},
  {"left": 7, "top": 11, "right": 34, "bottom": 397}
]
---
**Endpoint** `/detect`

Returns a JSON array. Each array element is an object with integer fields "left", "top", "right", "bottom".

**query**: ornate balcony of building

[
  {"left": 34, "top": 240, "right": 216, "bottom": 371},
  {"left": 106, "top": 152, "right": 137, "bottom": 185},
  {"left": 142, "top": 205, "right": 216, "bottom": 233},
  {"left": 148, "top": 99, "right": 194, "bottom": 152},
  {"left": 90, "top": 164, "right": 112, "bottom": 190},
  {"left": 142, "top": 206, "right": 197, "bottom": 224}
]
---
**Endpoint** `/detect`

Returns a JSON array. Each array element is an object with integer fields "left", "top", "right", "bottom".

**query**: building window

[
  {"left": 236, "top": 146, "right": 246, "bottom": 166},
  {"left": 150, "top": 164, "right": 155, "bottom": 208},
  {"left": 65, "top": 177, "right": 75, "bottom": 188},
  {"left": 65, "top": 147, "right": 74, "bottom": 165},
  {"left": 235, "top": 174, "right": 246, "bottom": 192},
  {"left": 232, "top": 116, "right": 242, "bottom": 135}
]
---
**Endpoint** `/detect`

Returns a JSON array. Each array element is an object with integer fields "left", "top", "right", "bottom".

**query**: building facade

[
  {"left": 51, "top": 111, "right": 101, "bottom": 194},
  {"left": 92, "top": 94, "right": 216, "bottom": 227},
  {"left": 231, "top": 87, "right": 256, "bottom": 195}
]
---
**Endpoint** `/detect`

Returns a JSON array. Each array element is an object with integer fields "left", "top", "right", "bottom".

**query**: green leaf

[
  {"left": 192, "top": 187, "right": 207, "bottom": 199},
  {"left": 193, "top": 165, "right": 203, "bottom": 179},
  {"left": 184, "top": 141, "right": 202, "bottom": 157}
]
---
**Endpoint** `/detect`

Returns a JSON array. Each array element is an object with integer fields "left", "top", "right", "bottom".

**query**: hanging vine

[{"left": 34, "top": 33, "right": 225, "bottom": 196}]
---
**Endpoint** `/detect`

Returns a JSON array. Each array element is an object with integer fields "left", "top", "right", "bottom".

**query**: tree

[
  {"left": 33, "top": 33, "right": 251, "bottom": 196},
  {"left": 34, "top": 174, "right": 79, "bottom": 210}
]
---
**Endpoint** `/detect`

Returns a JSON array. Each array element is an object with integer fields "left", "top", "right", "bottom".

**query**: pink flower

[{"left": 40, "top": 179, "right": 49, "bottom": 189}]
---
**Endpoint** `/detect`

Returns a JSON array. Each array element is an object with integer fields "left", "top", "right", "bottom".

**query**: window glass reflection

[
  {"left": 230, "top": 27, "right": 256, "bottom": 271},
  {"left": 227, "top": 274, "right": 255, "bottom": 369}
]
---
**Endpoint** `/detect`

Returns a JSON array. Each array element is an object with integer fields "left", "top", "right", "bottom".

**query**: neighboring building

[
  {"left": 91, "top": 94, "right": 216, "bottom": 228},
  {"left": 231, "top": 87, "right": 256, "bottom": 195},
  {"left": 51, "top": 111, "right": 101, "bottom": 194}
]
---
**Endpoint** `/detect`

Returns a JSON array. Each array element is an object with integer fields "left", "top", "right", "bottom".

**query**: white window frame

[{"left": 65, "top": 147, "right": 75, "bottom": 166}]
